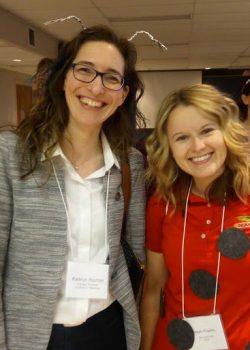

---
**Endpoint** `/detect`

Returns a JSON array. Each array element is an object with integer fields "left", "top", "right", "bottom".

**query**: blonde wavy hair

[{"left": 146, "top": 84, "right": 250, "bottom": 207}]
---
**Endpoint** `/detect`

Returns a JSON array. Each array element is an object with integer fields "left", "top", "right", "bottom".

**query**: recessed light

[
  {"left": 12, "top": 59, "right": 22, "bottom": 62},
  {"left": 205, "top": 67, "right": 211, "bottom": 70}
]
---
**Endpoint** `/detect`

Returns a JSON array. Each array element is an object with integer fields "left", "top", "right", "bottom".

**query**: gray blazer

[{"left": 0, "top": 132, "right": 145, "bottom": 350}]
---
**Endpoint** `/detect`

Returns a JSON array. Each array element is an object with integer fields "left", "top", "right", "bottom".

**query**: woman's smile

[
  {"left": 188, "top": 152, "right": 213, "bottom": 164},
  {"left": 77, "top": 95, "right": 105, "bottom": 109}
]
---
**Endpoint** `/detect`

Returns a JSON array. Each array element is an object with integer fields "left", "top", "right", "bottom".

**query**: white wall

[
  {"left": 0, "top": 7, "right": 58, "bottom": 58},
  {"left": 0, "top": 68, "right": 30, "bottom": 125},
  {"left": 138, "top": 70, "right": 202, "bottom": 127}
]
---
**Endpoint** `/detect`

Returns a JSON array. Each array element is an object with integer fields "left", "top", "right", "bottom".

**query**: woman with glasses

[{"left": 0, "top": 25, "right": 145, "bottom": 350}]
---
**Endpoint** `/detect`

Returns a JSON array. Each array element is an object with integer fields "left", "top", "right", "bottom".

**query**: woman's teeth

[
  {"left": 191, "top": 153, "right": 211, "bottom": 162},
  {"left": 79, "top": 97, "right": 103, "bottom": 108}
]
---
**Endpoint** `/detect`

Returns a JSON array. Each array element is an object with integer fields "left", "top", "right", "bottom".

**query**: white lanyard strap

[
  {"left": 104, "top": 170, "right": 110, "bottom": 249},
  {"left": 52, "top": 161, "right": 74, "bottom": 255},
  {"left": 52, "top": 161, "right": 110, "bottom": 260},
  {"left": 181, "top": 182, "right": 225, "bottom": 318},
  {"left": 213, "top": 204, "right": 225, "bottom": 314},
  {"left": 181, "top": 182, "right": 192, "bottom": 318}
]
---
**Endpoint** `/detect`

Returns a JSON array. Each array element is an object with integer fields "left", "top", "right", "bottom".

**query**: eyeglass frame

[{"left": 71, "top": 63, "right": 125, "bottom": 91}]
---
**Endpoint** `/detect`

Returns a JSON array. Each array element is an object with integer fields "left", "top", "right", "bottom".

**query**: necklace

[
  {"left": 69, "top": 155, "right": 89, "bottom": 171},
  {"left": 181, "top": 182, "right": 225, "bottom": 317},
  {"left": 71, "top": 153, "right": 104, "bottom": 172},
  {"left": 72, "top": 162, "right": 83, "bottom": 171}
]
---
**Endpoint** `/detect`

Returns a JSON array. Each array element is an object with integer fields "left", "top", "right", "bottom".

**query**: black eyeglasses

[{"left": 71, "top": 63, "right": 125, "bottom": 91}]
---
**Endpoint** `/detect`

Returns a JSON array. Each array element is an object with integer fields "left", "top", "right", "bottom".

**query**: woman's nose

[
  {"left": 88, "top": 75, "right": 105, "bottom": 95},
  {"left": 191, "top": 136, "right": 205, "bottom": 151}
]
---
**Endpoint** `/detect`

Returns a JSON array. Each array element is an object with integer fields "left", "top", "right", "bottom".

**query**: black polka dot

[
  {"left": 218, "top": 227, "right": 250, "bottom": 259},
  {"left": 167, "top": 318, "right": 194, "bottom": 350},
  {"left": 245, "top": 341, "right": 250, "bottom": 350},
  {"left": 189, "top": 270, "right": 219, "bottom": 299}
]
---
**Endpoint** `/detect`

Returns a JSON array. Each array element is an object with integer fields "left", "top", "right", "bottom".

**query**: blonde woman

[{"left": 140, "top": 84, "right": 250, "bottom": 350}]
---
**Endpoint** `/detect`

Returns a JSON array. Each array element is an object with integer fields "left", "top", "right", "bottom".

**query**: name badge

[
  {"left": 65, "top": 261, "right": 109, "bottom": 299},
  {"left": 185, "top": 314, "right": 229, "bottom": 350}
]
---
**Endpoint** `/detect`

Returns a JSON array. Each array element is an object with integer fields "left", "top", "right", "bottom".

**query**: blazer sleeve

[
  {"left": 125, "top": 148, "right": 146, "bottom": 264},
  {"left": 0, "top": 133, "right": 14, "bottom": 349}
]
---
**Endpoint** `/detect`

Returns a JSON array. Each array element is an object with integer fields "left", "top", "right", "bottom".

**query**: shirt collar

[
  {"left": 41, "top": 132, "right": 120, "bottom": 171},
  {"left": 101, "top": 132, "right": 120, "bottom": 171}
]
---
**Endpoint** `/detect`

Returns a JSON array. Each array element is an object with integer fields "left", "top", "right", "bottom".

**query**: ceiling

[{"left": 0, "top": 0, "right": 249, "bottom": 76}]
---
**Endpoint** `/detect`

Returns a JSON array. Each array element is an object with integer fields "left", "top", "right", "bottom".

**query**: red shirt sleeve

[{"left": 146, "top": 191, "right": 166, "bottom": 252}]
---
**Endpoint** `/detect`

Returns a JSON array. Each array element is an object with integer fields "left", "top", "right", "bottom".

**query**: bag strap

[{"left": 121, "top": 158, "right": 131, "bottom": 238}]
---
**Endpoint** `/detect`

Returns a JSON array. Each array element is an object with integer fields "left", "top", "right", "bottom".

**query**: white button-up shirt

[{"left": 50, "top": 133, "right": 119, "bottom": 326}]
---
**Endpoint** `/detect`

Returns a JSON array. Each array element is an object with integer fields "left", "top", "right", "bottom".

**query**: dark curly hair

[
  {"left": 240, "top": 78, "right": 250, "bottom": 121},
  {"left": 16, "top": 25, "right": 145, "bottom": 177},
  {"left": 241, "top": 78, "right": 250, "bottom": 96}
]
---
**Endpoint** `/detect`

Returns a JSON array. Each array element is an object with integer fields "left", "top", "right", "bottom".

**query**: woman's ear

[
  {"left": 122, "top": 85, "right": 129, "bottom": 102},
  {"left": 241, "top": 94, "right": 250, "bottom": 106}
]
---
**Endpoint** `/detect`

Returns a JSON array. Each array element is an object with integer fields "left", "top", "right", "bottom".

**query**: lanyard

[
  {"left": 52, "top": 161, "right": 110, "bottom": 260},
  {"left": 180, "top": 183, "right": 225, "bottom": 318}
]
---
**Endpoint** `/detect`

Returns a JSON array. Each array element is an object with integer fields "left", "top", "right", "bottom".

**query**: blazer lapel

[{"left": 103, "top": 166, "right": 123, "bottom": 274}]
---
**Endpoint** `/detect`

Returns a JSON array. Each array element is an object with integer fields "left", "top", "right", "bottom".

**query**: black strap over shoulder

[
  {"left": 121, "top": 159, "right": 131, "bottom": 236},
  {"left": 120, "top": 156, "right": 144, "bottom": 298}
]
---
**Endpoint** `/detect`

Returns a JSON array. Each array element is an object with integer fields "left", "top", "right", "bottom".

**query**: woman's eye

[
  {"left": 202, "top": 127, "right": 214, "bottom": 135},
  {"left": 78, "top": 66, "right": 92, "bottom": 74},
  {"left": 175, "top": 135, "right": 188, "bottom": 142},
  {"left": 105, "top": 74, "right": 121, "bottom": 83}
]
